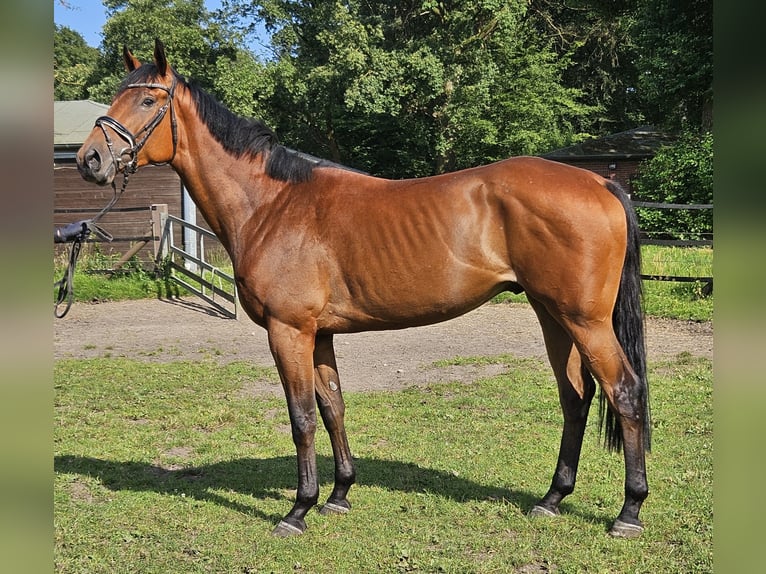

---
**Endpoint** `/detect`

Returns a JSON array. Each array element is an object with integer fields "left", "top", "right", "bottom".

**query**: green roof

[{"left": 54, "top": 100, "right": 109, "bottom": 147}]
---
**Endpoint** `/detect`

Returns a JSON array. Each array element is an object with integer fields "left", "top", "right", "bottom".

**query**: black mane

[{"left": 118, "top": 64, "right": 316, "bottom": 183}]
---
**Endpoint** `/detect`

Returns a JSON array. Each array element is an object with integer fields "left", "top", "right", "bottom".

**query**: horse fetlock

[{"left": 625, "top": 484, "right": 649, "bottom": 508}]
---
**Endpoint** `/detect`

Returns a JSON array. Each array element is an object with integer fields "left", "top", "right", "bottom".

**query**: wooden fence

[
  {"left": 633, "top": 200, "right": 712, "bottom": 291},
  {"left": 53, "top": 162, "right": 187, "bottom": 264}
]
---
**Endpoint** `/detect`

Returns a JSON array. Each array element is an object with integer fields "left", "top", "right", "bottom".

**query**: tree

[
  {"left": 631, "top": 0, "right": 713, "bottom": 132},
  {"left": 526, "top": 0, "right": 642, "bottom": 134},
  {"left": 88, "top": 0, "right": 264, "bottom": 114},
  {"left": 54, "top": 25, "right": 100, "bottom": 100},
  {"left": 70, "top": 0, "right": 712, "bottom": 180},
  {"left": 222, "top": 0, "right": 597, "bottom": 177},
  {"left": 632, "top": 131, "right": 713, "bottom": 240},
  {"left": 627, "top": 0, "right": 713, "bottom": 240}
]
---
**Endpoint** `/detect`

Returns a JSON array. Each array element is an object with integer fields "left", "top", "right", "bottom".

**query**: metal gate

[{"left": 153, "top": 205, "right": 238, "bottom": 318}]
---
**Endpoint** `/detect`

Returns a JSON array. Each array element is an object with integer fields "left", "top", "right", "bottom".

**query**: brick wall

[{"left": 550, "top": 158, "right": 643, "bottom": 196}]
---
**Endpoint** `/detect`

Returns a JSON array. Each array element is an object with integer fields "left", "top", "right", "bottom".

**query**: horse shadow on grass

[{"left": 54, "top": 454, "right": 607, "bottom": 529}]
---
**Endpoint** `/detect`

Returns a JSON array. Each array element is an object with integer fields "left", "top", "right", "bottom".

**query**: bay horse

[{"left": 76, "top": 40, "right": 651, "bottom": 538}]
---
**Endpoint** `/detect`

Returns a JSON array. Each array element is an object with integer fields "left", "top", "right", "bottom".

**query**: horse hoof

[
  {"left": 609, "top": 519, "right": 644, "bottom": 538},
  {"left": 528, "top": 505, "right": 559, "bottom": 518},
  {"left": 319, "top": 501, "right": 350, "bottom": 515},
  {"left": 272, "top": 520, "right": 305, "bottom": 537}
]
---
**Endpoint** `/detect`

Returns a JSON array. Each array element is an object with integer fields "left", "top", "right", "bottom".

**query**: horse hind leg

[
  {"left": 313, "top": 334, "right": 356, "bottom": 516},
  {"left": 563, "top": 318, "right": 650, "bottom": 538},
  {"left": 527, "top": 299, "right": 596, "bottom": 519}
]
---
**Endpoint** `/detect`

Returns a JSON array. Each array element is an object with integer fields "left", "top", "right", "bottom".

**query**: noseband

[{"left": 94, "top": 77, "right": 178, "bottom": 175}]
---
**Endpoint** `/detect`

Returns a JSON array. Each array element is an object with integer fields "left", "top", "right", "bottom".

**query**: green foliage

[
  {"left": 229, "top": 0, "right": 597, "bottom": 177},
  {"left": 211, "top": 49, "right": 265, "bottom": 117},
  {"left": 54, "top": 245, "right": 166, "bottom": 302},
  {"left": 86, "top": 0, "right": 259, "bottom": 107},
  {"left": 526, "top": 0, "right": 643, "bottom": 134},
  {"left": 633, "top": 131, "right": 713, "bottom": 240},
  {"left": 54, "top": 25, "right": 101, "bottom": 100},
  {"left": 55, "top": 1, "right": 713, "bottom": 171},
  {"left": 54, "top": 355, "right": 712, "bottom": 572},
  {"left": 631, "top": 0, "right": 713, "bottom": 131}
]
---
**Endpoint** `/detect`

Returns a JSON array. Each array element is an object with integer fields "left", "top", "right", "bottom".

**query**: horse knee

[{"left": 290, "top": 411, "right": 317, "bottom": 447}]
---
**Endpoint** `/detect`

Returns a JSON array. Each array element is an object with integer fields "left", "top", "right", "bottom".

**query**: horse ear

[
  {"left": 123, "top": 46, "right": 142, "bottom": 72},
  {"left": 154, "top": 38, "right": 168, "bottom": 76}
]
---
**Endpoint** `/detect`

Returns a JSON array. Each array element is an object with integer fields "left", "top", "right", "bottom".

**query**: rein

[
  {"left": 54, "top": 78, "right": 178, "bottom": 318},
  {"left": 54, "top": 174, "right": 126, "bottom": 318}
]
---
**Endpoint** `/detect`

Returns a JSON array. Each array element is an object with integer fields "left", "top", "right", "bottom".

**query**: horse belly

[{"left": 321, "top": 205, "right": 515, "bottom": 331}]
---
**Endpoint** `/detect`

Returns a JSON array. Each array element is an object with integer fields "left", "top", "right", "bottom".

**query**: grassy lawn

[
  {"left": 54, "top": 242, "right": 712, "bottom": 571},
  {"left": 54, "top": 354, "right": 712, "bottom": 573}
]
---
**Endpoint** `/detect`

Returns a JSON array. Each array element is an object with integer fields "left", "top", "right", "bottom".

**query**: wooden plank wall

[{"left": 54, "top": 161, "right": 186, "bottom": 264}]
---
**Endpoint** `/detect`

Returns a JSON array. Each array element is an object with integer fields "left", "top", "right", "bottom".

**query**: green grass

[
  {"left": 54, "top": 245, "right": 169, "bottom": 302},
  {"left": 640, "top": 245, "right": 713, "bottom": 321},
  {"left": 55, "top": 354, "right": 712, "bottom": 573},
  {"left": 54, "top": 245, "right": 235, "bottom": 303}
]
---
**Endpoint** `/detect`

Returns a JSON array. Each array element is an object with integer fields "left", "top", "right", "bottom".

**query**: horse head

[{"left": 76, "top": 39, "right": 178, "bottom": 185}]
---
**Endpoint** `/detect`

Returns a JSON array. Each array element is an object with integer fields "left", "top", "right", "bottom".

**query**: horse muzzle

[{"left": 76, "top": 144, "right": 117, "bottom": 185}]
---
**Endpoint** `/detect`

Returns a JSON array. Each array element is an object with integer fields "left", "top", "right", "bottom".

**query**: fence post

[{"left": 151, "top": 204, "right": 169, "bottom": 260}]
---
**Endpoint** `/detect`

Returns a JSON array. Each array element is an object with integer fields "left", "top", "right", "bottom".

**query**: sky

[
  {"left": 54, "top": 0, "right": 110, "bottom": 48},
  {"left": 54, "top": 0, "right": 237, "bottom": 49}
]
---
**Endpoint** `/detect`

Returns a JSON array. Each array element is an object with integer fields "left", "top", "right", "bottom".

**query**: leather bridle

[{"left": 94, "top": 77, "right": 178, "bottom": 175}]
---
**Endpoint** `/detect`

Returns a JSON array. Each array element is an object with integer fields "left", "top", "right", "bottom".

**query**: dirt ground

[{"left": 54, "top": 297, "right": 712, "bottom": 395}]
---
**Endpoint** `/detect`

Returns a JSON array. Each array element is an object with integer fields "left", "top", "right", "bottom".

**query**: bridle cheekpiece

[{"left": 94, "top": 76, "right": 178, "bottom": 175}]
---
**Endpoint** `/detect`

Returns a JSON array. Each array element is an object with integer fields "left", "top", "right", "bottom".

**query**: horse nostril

[{"left": 86, "top": 148, "right": 101, "bottom": 171}]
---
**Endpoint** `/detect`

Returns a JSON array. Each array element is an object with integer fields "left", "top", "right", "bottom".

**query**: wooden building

[
  {"left": 542, "top": 126, "right": 675, "bottom": 196},
  {"left": 54, "top": 100, "right": 186, "bottom": 262}
]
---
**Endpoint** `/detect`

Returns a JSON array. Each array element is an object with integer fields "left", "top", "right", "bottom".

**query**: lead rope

[{"left": 53, "top": 172, "right": 131, "bottom": 318}]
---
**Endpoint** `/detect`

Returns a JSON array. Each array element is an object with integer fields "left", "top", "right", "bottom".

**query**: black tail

[{"left": 600, "top": 181, "right": 651, "bottom": 453}]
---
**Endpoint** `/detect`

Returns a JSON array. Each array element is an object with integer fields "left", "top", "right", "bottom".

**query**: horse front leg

[
  {"left": 313, "top": 334, "right": 356, "bottom": 515},
  {"left": 267, "top": 320, "right": 320, "bottom": 537}
]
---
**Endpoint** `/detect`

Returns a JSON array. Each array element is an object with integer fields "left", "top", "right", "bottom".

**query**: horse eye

[{"left": 142, "top": 97, "right": 155, "bottom": 107}]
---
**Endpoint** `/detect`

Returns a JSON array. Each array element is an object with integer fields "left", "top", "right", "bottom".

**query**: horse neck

[{"left": 168, "top": 100, "right": 270, "bottom": 255}]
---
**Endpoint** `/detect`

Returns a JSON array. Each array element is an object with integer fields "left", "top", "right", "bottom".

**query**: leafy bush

[{"left": 632, "top": 131, "right": 713, "bottom": 240}]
